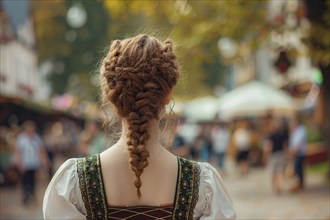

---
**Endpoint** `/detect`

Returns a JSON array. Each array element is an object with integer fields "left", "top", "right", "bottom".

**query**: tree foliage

[
  {"left": 305, "top": 0, "right": 330, "bottom": 144},
  {"left": 104, "top": 1, "right": 268, "bottom": 98},
  {"left": 33, "top": 0, "right": 109, "bottom": 100},
  {"left": 33, "top": 0, "right": 273, "bottom": 100},
  {"left": 305, "top": 0, "right": 330, "bottom": 66}
]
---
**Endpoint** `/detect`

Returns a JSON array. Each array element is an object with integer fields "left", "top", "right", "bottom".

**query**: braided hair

[{"left": 100, "top": 34, "right": 179, "bottom": 199}]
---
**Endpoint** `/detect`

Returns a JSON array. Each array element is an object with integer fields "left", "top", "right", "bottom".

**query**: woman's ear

[{"left": 164, "top": 89, "right": 173, "bottom": 105}]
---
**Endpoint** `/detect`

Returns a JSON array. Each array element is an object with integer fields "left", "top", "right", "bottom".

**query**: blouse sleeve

[
  {"left": 194, "top": 163, "right": 236, "bottom": 220},
  {"left": 43, "top": 158, "right": 86, "bottom": 220}
]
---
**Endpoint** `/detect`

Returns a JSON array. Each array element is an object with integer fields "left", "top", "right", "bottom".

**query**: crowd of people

[
  {"left": 173, "top": 114, "right": 308, "bottom": 194},
  {"left": 0, "top": 112, "right": 308, "bottom": 206},
  {"left": 0, "top": 118, "right": 108, "bottom": 205}
]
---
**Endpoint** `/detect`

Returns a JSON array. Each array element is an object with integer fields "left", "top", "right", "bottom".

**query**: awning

[
  {"left": 182, "top": 96, "right": 219, "bottom": 122},
  {"left": 218, "top": 81, "right": 299, "bottom": 120},
  {"left": 0, "top": 95, "right": 85, "bottom": 128}
]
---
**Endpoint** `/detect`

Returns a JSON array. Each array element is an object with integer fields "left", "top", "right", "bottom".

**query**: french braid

[{"left": 100, "top": 34, "right": 179, "bottom": 198}]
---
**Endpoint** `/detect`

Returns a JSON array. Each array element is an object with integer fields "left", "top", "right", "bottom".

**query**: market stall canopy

[
  {"left": 182, "top": 96, "right": 219, "bottom": 122},
  {"left": 218, "top": 81, "right": 298, "bottom": 120},
  {"left": 0, "top": 95, "right": 85, "bottom": 128}
]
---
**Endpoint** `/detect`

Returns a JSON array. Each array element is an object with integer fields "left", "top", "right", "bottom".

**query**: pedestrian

[
  {"left": 43, "top": 34, "right": 236, "bottom": 219},
  {"left": 77, "top": 122, "right": 94, "bottom": 157},
  {"left": 232, "top": 120, "right": 251, "bottom": 175},
  {"left": 263, "top": 117, "right": 289, "bottom": 194},
  {"left": 86, "top": 119, "right": 107, "bottom": 155},
  {"left": 15, "top": 120, "right": 50, "bottom": 205},
  {"left": 289, "top": 114, "right": 307, "bottom": 192},
  {"left": 171, "top": 122, "right": 191, "bottom": 158},
  {"left": 211, "top": 122, "right": 230, "bottom": 172},
  {"left": 193, "top": 127, "right": 212, "bottom": 162},
  {"left": 43, "top": 123, "right": 58, "bottom": 180}
]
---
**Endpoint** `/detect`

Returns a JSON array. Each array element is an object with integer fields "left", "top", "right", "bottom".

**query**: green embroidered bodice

[{"left": 76, "top": 155, "right": 201, "bottom": 220}]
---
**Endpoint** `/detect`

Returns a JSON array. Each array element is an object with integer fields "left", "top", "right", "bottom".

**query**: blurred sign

[{"left": 274, "top": 51, "right": 292, "bottom": 74}]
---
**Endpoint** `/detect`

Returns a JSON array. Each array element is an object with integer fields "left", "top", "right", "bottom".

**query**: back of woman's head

[{"left": 100, "top": 34, "right": 179, "bottom": 199}]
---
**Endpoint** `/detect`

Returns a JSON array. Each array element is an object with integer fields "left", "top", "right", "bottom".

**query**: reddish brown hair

[{"left": 100, "top": 34, "right": 179, "bottom": 198}]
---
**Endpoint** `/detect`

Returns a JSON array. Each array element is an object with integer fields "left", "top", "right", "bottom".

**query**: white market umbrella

[
  {"left": 183, "top": 96, "right": 219, "bottom": 122},
  {"left": 218, "top": 81, "right": 297, "bottom": 120}
]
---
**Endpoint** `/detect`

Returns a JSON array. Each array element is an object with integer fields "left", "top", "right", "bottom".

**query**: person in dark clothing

[
  {"left": 171, "top": 134, "right": 191, "bottom": 158},
  {"left": 264, "top": 117, "right": 289, "bottom": 193},
  {"left": 43, "top": 123, "right": 57, "bottom": 180},
  {"left": 289, "top": 114, "right": 307, "bottom": 192}
]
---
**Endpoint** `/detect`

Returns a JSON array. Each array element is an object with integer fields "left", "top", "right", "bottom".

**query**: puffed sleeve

[
  {"left": 43, "top": 158, "right": 86, "bottom": 220},
  {"left": 193, "top": 163, "right": 236, "bottom": 220}
]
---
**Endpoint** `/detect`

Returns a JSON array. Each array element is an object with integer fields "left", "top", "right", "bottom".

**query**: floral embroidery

[
  {"left": 172, "top": 157, "right": 201, "bottom": 219},
  {"left": 77, "top": 155, "right": 108, "bottom": 220}
]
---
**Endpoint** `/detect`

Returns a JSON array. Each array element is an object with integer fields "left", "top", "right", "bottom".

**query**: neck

[{"left": 116, "top": 119, "right": 163, "bottom": 155}]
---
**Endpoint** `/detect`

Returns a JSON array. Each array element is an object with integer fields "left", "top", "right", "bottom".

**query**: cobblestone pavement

[{"left": 0, "top": 159, "right": 329, "bottom": 220}]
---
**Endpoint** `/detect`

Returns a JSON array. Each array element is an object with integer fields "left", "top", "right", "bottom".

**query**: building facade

[{"left": 0, "top": 0, "right": 50, "bottom": 102}]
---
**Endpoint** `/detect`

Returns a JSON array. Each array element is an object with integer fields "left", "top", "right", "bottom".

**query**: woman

[
  {"left": 233, "top": 120, "right": 251, "bottom": 175},
  {"left": 43, "top": 34, "right": 236, "bottom": 219},
  {"left": 263, "top": 117, "right": 288, "bottom": 194}
]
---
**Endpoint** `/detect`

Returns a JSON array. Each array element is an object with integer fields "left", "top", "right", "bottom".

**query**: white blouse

[{"left": 43, "top": 159, "right": 236, "bottom": 220}]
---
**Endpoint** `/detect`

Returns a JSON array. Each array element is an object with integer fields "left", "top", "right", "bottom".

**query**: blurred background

[{"left": 0, "top": 0, "right": 329, "bottom": 219}]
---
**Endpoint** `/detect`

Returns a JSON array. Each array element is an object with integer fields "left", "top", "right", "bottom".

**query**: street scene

[
  {"left": 0, "top": 157, "right": 329, "bottom": 219},
  {"left": 1, "top": 0, "right": 329, "bottom": 219}
]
